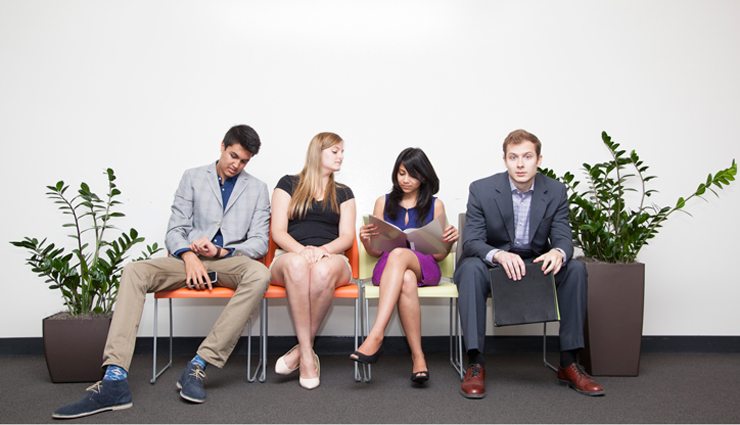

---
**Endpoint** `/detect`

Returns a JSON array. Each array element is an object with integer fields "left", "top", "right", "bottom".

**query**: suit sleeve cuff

[
  {"left": 173, "top": 247, "right": 192, "bottom": 258},
  {"left": 554, "top": 248, "right": 567, "bottom": 265},
  {"left": 486, "top": 248, "right": 500, "bottom": 264}
]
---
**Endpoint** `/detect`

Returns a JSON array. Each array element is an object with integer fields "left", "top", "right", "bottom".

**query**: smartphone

[{"left": 207, "top": 271, "right": 218, "bottom": 284}]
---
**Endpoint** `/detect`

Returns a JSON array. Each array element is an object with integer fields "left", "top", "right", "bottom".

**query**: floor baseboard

[{"left": 2, "top": 335, "right": 739, "bottom": 356}]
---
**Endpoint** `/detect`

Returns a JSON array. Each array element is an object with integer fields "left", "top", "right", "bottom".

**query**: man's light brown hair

[{"left": 503, "top": 129, "right": 542, "bottom": 156}]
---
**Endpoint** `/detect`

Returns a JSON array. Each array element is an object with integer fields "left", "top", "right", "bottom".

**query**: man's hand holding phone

[{"left": 181, "top": 251, "right": 213, "bottom": 290}]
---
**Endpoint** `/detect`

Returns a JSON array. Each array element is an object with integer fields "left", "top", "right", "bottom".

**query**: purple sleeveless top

[{"left": 371, "top": 195, "right": 441, "bottom": 287}]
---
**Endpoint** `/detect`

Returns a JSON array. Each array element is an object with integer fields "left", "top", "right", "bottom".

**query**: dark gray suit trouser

[{"left": 453, "top": 257, "right": 588, "bottom": 353}]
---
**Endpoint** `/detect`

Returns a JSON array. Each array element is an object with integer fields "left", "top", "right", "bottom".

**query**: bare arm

[
  {"left": 432, "top": 199, "right": 459, "bottom": 262},
  {"left": 321, "top": 198, "right": 356, "bottom": 255},
  {"left": 270, "top": 188, "right": 305, "bottom": 254},
  {"left": 359, "top": 195, "right": 385, "bottom": 258}
]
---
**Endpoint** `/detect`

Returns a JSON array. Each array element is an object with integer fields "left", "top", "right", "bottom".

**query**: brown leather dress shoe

[
  {"left": 460, "top": 363, "right": 486, "bottom": 399},
  {"left": 557, "top": 363, "right": 605, "bottom": 396}
]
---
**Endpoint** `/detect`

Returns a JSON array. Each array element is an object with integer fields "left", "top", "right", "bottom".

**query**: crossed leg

[{"left": 354, "top": 248, "right": 428, "bottom": 373}]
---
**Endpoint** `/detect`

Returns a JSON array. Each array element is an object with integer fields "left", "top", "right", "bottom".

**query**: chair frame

[{"left": 150, "top": 287, "right": 261, "bottom": 384}]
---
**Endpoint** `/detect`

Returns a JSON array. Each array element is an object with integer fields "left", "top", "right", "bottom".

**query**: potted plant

[
  {"left": 11, "top": 168, "right": 160, "bottom": 383},
  {"left": 541, "top": 131, "right": 736, "bottom": 376}
]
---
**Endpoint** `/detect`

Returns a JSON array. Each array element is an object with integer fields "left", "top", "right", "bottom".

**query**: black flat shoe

[
  {"left": 349, "top": 346, "right": 383, "bottom": 364},
  {"left": 411, "top": 370, "right": 430, "bottom": 385}
]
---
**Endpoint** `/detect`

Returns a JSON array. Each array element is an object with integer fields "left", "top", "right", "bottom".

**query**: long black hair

[{"left": 385, "top": 147, "right": 440, "bottom": 223}]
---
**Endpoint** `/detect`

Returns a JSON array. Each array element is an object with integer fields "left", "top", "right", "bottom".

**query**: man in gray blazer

[
  {"left": 455, "top": 129, "right": 604, "bottom": 399},
  {"left": 53, "top": 125, "right": 271, "bottom": 419}
]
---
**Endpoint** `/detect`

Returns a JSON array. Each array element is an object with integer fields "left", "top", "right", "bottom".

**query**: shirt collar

[
  {"left": 219, "top": 174, "right": 238, "bottom": 184},
  {"left": 508, "top": 176, "right": 534, "bottom": 194}
]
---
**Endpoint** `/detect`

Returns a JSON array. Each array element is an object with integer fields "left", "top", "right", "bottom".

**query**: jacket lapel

[
  {"left": 492, "top": 174, "right": 516, "bottom": 243},
  {"left": 206, "top": 163, "right": 224, "bottom": 209},
  {"left": 528, "top": 174, "right": 547, "bottom": 243},
  {"left": 224, "top": 172, "right": 248, "bottom": 214}
]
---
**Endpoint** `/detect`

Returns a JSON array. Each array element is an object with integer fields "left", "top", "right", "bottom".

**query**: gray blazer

[
  {"left": 165, "top": 163, "right": 270, "bottom": 259},
  {"left": 460, "top": 172, "right": 573, "bottom": 263}
]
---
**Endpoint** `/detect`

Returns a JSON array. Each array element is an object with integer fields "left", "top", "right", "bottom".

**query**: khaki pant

[{"left": 102, "top": 256, "right": 270, "bottom": 370}]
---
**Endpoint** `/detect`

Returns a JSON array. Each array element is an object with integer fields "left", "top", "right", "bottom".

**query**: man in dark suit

[{"left": 454, "top": 129, "right": 604, "bottom": 399}]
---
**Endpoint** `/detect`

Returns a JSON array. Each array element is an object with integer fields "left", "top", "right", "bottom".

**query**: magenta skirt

[{"left": 371, "top": 249, "right": 441, "bottom": 287}]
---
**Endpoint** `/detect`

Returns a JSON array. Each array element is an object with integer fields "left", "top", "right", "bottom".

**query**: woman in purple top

[{"left": 351, "top": 148, "right": 458, "bottom": 384}]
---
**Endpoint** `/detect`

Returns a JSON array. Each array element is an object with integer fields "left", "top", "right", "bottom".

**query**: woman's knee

[
  {"left": 387, "top": 247, "right": 415, "bottom": 266},
  {"left": 400, "top": 270, "right": 418, "bottom": 294},
  {"left": 279, "top": 255, "right": 310, "bottom": 283},
  {"left": 310, "top": 261, "right": 343, "bottom": 291}
]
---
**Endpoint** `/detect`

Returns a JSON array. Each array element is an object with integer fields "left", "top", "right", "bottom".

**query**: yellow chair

[{"left": 358, "top": 241, "right": 464, "bottom": 382}]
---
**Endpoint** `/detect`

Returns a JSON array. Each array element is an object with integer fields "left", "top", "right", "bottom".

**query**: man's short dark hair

[{"left": 223, "top": 125, "right": 261, "bottom": 155}]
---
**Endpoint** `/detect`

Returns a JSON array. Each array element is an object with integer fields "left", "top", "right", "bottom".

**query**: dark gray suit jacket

[{"left": 460, "top": 172, "right": 573, "bottom": 263}]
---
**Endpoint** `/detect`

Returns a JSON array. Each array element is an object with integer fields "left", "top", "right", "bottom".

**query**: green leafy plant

[
  {"left": 541, "top": 131, "right": 736, "bottom": 263},
  {"left": 11, "top": 168, "right": 162, "bottom": 315}
]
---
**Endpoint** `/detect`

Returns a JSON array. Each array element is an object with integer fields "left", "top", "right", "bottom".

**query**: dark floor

[{"left": 2, "top": 350, "right": 740, "bottom": 423}]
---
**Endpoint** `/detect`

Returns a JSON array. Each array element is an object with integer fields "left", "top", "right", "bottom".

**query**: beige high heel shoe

[
  {"left": 275, "top": 344, "right": 300, "bottom": 375},
  {"left": 299, "top": 352, "right": 320, "bottom": 390}
]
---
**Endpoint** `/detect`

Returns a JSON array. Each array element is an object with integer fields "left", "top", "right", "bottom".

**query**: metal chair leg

[
  {"left": 151, "top": 297, "right": 158, "bottom": 384},
  {"left": 543, "top": 322, "right": 557, "bottom": 372},
  {"left": 360, "top": 285, "right": 372, "bottom": 382},
  {"left": 259, "top": 298, "right": 267, "bottom": 382},
  {"left": 449, "top": 298, "right": 464, "bottom": 379},
  {"left": 151, "top": 298, "right": 174, "bottom": 384},
  {"left": 353, "top": 295, "right": 361, "bottom": 382},
  {"left": 247, "top": 298, "right": 268, "bottom": 383},
  {"left": 246, "top": 317, "right": 263, "bottom": 383},
  {"left": 456, "top": 300, "right": 463, "bottom": 379}
]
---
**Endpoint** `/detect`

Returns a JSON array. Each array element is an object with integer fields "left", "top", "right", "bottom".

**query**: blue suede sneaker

[
  {"left": 52, "top": 379, "right": 133, "bottom": 419},
  {"left": 176, "top": 362, "right": 207, "bottom": 403}
]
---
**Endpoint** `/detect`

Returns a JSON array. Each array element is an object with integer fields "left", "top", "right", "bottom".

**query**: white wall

[{"left": 1, "top": 0, "right": 738, "bottom": 339}]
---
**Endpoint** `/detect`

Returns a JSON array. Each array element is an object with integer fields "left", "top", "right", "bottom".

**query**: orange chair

[
  {"left": 249, "top": 236, "right": 361, "bottom": 382},
  {"left": 150, "top": 286, "right": 261, "bottom": 384}
]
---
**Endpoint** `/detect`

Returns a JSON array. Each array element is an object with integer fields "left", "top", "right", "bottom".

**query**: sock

[
  {"left": 103, "top": 365, "right": 128, "bottom": 381},
  {"left": 191, "top": 354, "right": 207, "bottom": 370},
  {"left": 467, "top": 349, "right": 485, "bottom": 366},
  {"left": 560, "top": 349, "right": 578, "bottom": 368}
]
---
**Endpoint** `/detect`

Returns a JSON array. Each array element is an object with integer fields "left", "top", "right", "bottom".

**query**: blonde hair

[{"left": 288, "top": 132, "right": 344, "bottom": 219}]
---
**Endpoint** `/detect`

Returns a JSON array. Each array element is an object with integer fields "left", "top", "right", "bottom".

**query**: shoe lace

[
  {"left": 469, "top": 365, "right": 481, "bottom": 377},
  {"left": 85, "top": 381, "right": 103, "bottom": 394},
  {"left": 190, "top": 365, "right": 206, "bottom": 381},
  {"left": 569, "top": 364, "right": 593, "bottom": 382}
]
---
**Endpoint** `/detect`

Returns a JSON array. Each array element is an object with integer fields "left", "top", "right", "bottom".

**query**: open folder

[
  {"left": 489, "top": 263, "right": 560, "bottom": 327},
  {"left": 363, "top": 215, "right": 452, "bottom": 255}
]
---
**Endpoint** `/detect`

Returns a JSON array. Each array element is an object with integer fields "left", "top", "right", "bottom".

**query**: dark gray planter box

[
  {"left": 581, "top": 261, "right": 645, "bottom": 376},
  {"left": 42, "top": 313, "right": 111, "bottom": 383}
]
